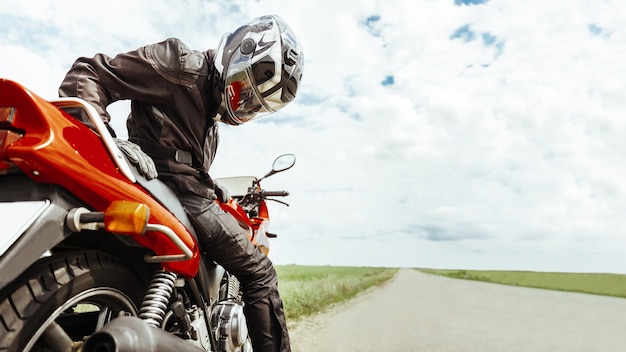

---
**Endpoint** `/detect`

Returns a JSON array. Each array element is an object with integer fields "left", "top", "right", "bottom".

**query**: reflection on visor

[{"left": 226, "top": 68, "right": 270, "bottom": 123}]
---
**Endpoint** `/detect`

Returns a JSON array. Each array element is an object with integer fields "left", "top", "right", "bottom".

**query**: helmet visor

[{"left": 225, "top": 64, "right": 269, "bottom": 124}]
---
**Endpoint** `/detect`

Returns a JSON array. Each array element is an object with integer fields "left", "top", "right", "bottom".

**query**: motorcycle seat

[{"left": 123, "top": 155, "right": 197, "bottom": 239}]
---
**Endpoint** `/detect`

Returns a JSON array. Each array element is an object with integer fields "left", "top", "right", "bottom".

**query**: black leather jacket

[{"left": 59, "top": 38, "right": 222, "bottom": 199}]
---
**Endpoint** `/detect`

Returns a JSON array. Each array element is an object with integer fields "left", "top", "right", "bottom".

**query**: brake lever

[{"left": 267, "top": 198, "right": 290, "bottom": 207}]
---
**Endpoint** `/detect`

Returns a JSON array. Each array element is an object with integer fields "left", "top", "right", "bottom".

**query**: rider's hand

[
  {"left": 114, "top": 139, "right": 158, "bottom": 180},
  {"left": 214, "top": 181, "right": 231, "bottom": 202}
]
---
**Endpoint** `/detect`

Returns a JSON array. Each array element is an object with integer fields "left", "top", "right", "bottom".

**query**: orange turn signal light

[{"left": 104, "top": 200, "right": 150, "bottom": 235}]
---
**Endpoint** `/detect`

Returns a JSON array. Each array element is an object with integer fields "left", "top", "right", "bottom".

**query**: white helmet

[{"left": 215, "top": 15, "right": 304, "bottom": 125}]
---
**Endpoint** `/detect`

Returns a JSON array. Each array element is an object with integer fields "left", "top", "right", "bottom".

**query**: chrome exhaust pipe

[{"left": 82, "top": 316, "right": 205, "bottom": 352}]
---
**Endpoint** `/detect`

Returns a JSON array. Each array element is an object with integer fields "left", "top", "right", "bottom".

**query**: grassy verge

[
  {"left": 418, "top": 268, "right": 626, "bottom": 299},
  {"left": 276, "top": 265, "right": 398, "bottom": 322}
]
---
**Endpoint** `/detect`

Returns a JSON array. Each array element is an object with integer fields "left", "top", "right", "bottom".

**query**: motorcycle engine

[{"left": 210, "top": 301, "right": 252, "bottom": 352}]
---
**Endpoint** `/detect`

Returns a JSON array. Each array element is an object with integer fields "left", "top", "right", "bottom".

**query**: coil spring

[
  {"left": 138, "top": 270, "right": 178, "bottom": 327},
  {"left": 226, "top": 274, "right": 242, "bottom": 301}
]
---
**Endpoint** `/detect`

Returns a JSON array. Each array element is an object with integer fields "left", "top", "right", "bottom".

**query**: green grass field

[
  {"left": 275, "top": 265, "right": 397, "bottom": 322},
  {"left": 418, "top": 268, "right": 626, "bottom": 298}
]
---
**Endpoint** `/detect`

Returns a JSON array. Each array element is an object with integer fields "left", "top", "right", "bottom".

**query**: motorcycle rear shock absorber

[
  {"left": 139, "top": 270, "right": 178, "bottom": 327},
  {"left": 226, "top": 274, "right": 241, "bottom": 300}
]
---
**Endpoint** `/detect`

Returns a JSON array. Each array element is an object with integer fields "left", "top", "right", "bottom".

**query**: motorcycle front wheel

[{"left": 0, "top": 251, "right": 147, "bottom": 352}]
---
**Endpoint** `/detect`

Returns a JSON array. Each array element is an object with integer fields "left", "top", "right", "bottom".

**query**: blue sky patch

[
  {"left": 450, "top": 25, "right": 505, "bottom": 57},
  {"left": 381, "top": 75, "right": 395, "bottom": 86},
  {"left": 482, "top": 32, "right": 497, "bottom": 45},
  {"left": 450, "top": 24, "right": 476, "bottom": 42},
  {"left": 588, "top": 23, "right": 604, "bottom": 37},
  {"left": 2, "top": 15, "right": 59, "bottom": 51},
  {"left": 482, "top": 31, "right": 505, "bottom": 55},
  {"left": 587, "top": 23, "right": 612, "bottom": 40},
  {"left": 298, "top": 93, "right": 326, "bottom": 106},
  {"left": 364, "top": 15, "right": 382, "bottom": 37},
  {"left": 366, "top": 15, "right": 381, "bottom": 25},
  {"left": 454, "top": 0, "right": 489, "bottom": 5}
]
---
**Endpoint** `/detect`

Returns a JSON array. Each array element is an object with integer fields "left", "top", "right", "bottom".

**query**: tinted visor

[{"left": 225, "top": 62, "right": 288, "bottom": 124}]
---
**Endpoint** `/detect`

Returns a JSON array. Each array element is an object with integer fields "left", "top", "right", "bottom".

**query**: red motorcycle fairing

[
  {"left": 216, "top": 176, "right": 274, "bottom": 254},
  {"left": 0, "top": 79, "right": 200, "bottom": 277},
  {"left": 220, "top": 198, "right": 253, "bottom": 230}
]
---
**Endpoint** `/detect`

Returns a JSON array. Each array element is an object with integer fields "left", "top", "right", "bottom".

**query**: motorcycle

[{"left": 0, "top": 78, "right": 294, "bottom": 352}]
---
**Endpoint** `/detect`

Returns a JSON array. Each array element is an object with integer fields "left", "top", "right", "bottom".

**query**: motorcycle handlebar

[{"left": 261, "top": 190, "right": 290, "bottom": 197}]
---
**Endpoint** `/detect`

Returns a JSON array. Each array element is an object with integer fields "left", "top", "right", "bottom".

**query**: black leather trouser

[{"left": 179, "top": 193, "right": 291, "bottom": 352}]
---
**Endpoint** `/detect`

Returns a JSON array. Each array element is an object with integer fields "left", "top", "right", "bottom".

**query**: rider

[{"left": 58, "top": 15, "right": 304, "bottom": 352}]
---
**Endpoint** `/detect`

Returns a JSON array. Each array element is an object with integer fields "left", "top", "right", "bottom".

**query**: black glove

[
  {"left": 114, "top": 139, "right": 158, "bottom": 180},
  {"left": 214, "top": 181, "right": 231, "bottom": 202}
]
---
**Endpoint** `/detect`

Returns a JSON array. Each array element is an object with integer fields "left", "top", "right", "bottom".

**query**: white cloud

[{"left": 2, "top": 0, "right": 626, "bottom": 273}]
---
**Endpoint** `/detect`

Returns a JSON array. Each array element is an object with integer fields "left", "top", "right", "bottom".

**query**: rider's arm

[{"left": 58, "top": 38, "right": 192, "bottom": 125}]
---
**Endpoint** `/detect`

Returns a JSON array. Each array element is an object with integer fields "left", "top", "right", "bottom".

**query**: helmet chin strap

[
  {"left": 213, "top": 95, "right": 228, "bottom": 123},
  {"left": 214, "top": 101, "right": 226, "bottom": 122},
  {"left": 208, "top": 65, "right": 226, "bottom": 123}
]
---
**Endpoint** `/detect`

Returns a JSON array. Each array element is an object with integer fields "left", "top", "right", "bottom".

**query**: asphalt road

[{"left": 288, "top": 268, "right": 626, "bottom": 351}]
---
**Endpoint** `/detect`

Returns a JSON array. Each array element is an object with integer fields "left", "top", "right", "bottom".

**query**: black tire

[{"left": 0, "top": 251, "right": 147, "bottom": 352}]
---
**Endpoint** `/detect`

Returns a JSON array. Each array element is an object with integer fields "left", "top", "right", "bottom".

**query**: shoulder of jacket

[{"left": 145, "top": 38, "right": 208, "bottom": 85}]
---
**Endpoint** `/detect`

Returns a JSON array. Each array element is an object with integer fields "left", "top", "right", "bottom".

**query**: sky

[{"left": 2, "top": 0, "right": 626, "bottom": 273}]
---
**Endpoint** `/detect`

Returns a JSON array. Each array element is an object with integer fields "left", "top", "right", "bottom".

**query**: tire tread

[{"left": 0, "top": 251, "right": 131, "bottom": 351}]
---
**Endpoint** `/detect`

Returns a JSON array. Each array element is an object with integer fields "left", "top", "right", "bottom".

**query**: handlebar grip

[{"left": 262, "top": 190, "right": 290, "bottom": 197}]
